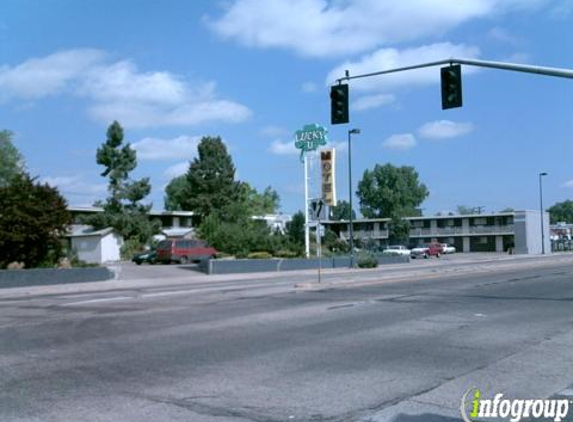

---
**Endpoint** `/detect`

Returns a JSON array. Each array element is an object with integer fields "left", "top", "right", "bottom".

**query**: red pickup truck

[{"left": 410, "top": 243, "right": 443, "bottom": 259}]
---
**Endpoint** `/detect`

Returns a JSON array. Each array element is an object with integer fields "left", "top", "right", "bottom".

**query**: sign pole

[
  {"left": 317, "top": 216, "right": 322, "bottom": 283},
  {"left": 294, "top": 123, "right": 329, "bottom": 260},
  {"left": 304, "top": 154, "right": 310, "bottom": 258}
]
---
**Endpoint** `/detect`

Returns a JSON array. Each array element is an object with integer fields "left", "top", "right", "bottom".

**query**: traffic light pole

[{"left": 335, "top": 58, "right": 573, "bottom": 84}]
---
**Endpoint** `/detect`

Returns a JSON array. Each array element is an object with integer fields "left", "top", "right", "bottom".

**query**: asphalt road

[{"left": 2, "top": 256, "right": 573, "bottom": 422}]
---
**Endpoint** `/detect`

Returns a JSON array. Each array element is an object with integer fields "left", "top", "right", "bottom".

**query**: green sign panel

[{"left": 294, "top": 123, "right": 328, "bottom": 162}]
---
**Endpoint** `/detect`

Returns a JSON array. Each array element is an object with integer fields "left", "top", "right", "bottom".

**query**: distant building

[
  {"left": 68, "top": 207, "right": 290, "bottom": 235},
  {"left": 323, "top": 210, "right": 550, "bottom": 254},
  {"left": 66, "top": 225, "right": 123, "bottom": 264},
  {"left": 68, "top": 206, "right": 198, "bottom": 231},
  {"left": 252, "top": 214, "right": 292, "bottom": 233}
]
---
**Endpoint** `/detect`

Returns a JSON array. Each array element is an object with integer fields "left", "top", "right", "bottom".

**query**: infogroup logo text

[{"left": 461, "top": 387, "right": 570, "bottom": 422}]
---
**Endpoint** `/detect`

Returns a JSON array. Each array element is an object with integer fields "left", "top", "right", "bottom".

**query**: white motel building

[{"left": 322, "top": 210, "right": 550, "bottom": 254}]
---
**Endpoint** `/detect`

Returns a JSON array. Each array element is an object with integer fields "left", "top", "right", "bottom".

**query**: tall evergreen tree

[
  {"left": 164, "top": 175, "right": 188, "bottom": 211},
  {"left": 0, "top": 130, "right": 25, "bottom": 187},
  {"left": 286, "top": 211, "right": 305, "bottom": 246},
  {"left": 85, "top": 121, "right": 159, "bottom": 249},
  {"left": 182, "top": 136, "right": 239, "bottom": 217}
]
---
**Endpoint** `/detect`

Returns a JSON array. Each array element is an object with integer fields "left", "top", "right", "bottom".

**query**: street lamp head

[
  {"left": 540, "top": 172, "right": 548, "bottom": 176},
  {"left": 349, "top": 128, "right": 361, "bottom": 135}
]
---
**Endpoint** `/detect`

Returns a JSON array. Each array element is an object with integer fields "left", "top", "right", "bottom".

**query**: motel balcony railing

[
  {"left": 340, "top": 229, "right": 389, "bottom": 240},
  {"left": 409, "top": 225, "right": 515, "bottom": 237}
]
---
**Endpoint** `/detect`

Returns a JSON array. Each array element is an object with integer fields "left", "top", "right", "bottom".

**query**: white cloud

[
  {"left": 418, "top": 120, "right": 474, "bottom": 139},
  {"left": 0, "top": 49, "right": 105, "bottom": 100},
  {"left": 0, "top": 49, "right": 252, "bottom": 128},
  {"left": 302, "top": 82, "right": 317, "bottom": 93},
  {"left": 488, "top": 27, "right": 520, "bottom": 46},
  {"left": 382, "top": 133, "right": 417, "bottom": 150},
  {"left": 79, "top": 60, "right": 187, "bottom": 105},
  {"left": 41, "top": 175, "right": 107, "bottom": 205},
  {"left": 132, "top": 135, "right": 199, "bottom": 161},
  {"left": 268, "top": 139, "right": 297, "bottom": 155},
  {"left": 326, "top": 141, "right": 347, "bottom": 153},
  {"left": 260, "top": 125, "right": 290, "bottom": 138},
  {"left": 209, "top": 0, "right": 547, "bottom": 58},
  {"left": 164, "top": 162, "right": 190, "bottom": 178},
  {"left": 562, "top": 180, "right": 573, "bottom": 188},
  {"left": 326, "top": 42, "right": 481, "bottom": 91},
  {"left": 353, "top": 93, "right": 395, "bottom": 111}
]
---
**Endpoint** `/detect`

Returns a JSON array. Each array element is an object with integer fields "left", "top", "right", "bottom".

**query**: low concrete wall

[
  {"left": 0, "top": 267, "right": 114, "bottom": 289},
  {"left": 202, "top": 255, "right": 409, "bottom": 275}
]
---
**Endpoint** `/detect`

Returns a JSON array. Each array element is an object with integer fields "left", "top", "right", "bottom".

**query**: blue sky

[{"left": 1, "top": 0, "right": 572, "bottom": 216}]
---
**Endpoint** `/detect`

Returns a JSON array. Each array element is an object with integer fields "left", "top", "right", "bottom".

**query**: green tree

[
  {"left": 548, "top": 200, "right": 573, "bottom": 224},
  {"left": 0, "top": 173, "right": 71, "bottom": 268},
  {"left": 357, "top": 164, "right": 428, "bottom": 243},
  {"left": 286, "top": 211, "right": 305, "bottom": 246},
  {"left": 456, "top": 205, "right": 484, "bottom": 215},
  {"left": 164, "top": 175, "right": 188, "bottom": 211},
  {"left": 181, "top": 136, "right": 238, "bottom": 218},
  {"left": 248, "top": 185, "right": 280, "bottom": 215},
  {"left": 357, "top": 164, "right": 429, "bottom": 219},
  {"left": 0, "top": 130, "right": 25, "bottom": 187},
  {"left": 329, "top": 200, "right": 356, "bottom": 220},
  {"left": 84, "top": 121, "right": 159, "bottom": 251}
]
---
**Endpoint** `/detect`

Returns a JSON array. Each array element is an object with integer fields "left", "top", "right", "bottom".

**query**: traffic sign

[{"left": 309, "top": 198, "right": 326, "bottom": 221}]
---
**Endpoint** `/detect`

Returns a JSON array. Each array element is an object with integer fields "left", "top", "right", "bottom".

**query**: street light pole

[
  {"left": 539, "top": 172, "right": 548, "bottom": 254},
  {"left": 348, "top": 128, "right": 360, "bottom": 267}
]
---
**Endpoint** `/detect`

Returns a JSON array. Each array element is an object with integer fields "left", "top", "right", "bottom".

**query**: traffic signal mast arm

[{"left": 334, "top": 58, "right": 573, "bottom": 84}]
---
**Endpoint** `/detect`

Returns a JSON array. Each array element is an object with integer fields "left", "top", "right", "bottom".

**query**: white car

[
  {"left": 382, "top": 245, "right": 411, "bottom": 256},
  {"left": 441, "top": 243, "right": 456, "bottom": 254}
]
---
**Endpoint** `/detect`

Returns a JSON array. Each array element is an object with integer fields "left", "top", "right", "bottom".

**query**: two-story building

[{"left": 323, "top": 210, "right": 550, "bottom": 254}]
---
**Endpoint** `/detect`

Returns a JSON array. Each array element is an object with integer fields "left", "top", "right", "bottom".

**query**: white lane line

[
  {"left": 61, "top": 296, "right": 133, "bottom": 306},
  {"left": 60, "top": 282, "right": 278, "bottom": 306},
  {"left": 140, "top": 282, "right": 275, "bottom": 298}
]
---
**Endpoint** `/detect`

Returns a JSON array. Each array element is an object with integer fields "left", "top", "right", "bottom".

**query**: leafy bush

[
  {"left": 247, "top": 251, "right": 274, "bottom": 259},
  {"left": 357, "top": 254, "right": 378, "bottom": 268},
  {"left": 0, "top": 173, "right": 71, "bottom": 268},
  {"left": 120, "top": 238, "right": 143, "bottom": 260},
  {"left": 7, "top": 261, "right": 25, "bottom": 270}
]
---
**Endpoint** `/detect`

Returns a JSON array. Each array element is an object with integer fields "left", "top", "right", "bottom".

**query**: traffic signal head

[
  {"left": 330, "top": 84, "right": 349, "bottom": 124},
  {"left": 441, "top": 65, "right": 463, "bottom": 110}
]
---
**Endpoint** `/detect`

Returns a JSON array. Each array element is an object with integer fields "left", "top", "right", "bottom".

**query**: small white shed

[{"left": 67, "top": 225, "right": 124, "bottom": 264}]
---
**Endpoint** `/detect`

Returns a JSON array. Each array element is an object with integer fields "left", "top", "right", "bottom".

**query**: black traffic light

[
  {"left": 440, "top": 65, "right": 463, "bottom": 109},
  {"left": 330, "top": 84, "right": 349, "bottom": 124}
]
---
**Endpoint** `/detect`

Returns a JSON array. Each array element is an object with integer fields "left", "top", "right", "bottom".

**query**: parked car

[
  {"left": 132, "top": 250, "right": 156, "bottom": 265},
  {"left": 382, "top": 245, "right": 411, "bottom": 256},
  {"left": 440, "top": 243, "right": 456, "bottom": 254},
  {"left": 410, "top": 243, "right": 443, "bottom": 259},
  {"left": 156, "top": 239, "right": 218, "bottom": 264}
]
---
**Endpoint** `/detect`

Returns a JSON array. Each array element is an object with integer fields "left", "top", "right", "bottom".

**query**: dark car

[
  {"left": 156, "top": 239, "right": 217, "bottom": 264},
  {"left": 132, "top": 250, "right": 156, "bottom": 265}
]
